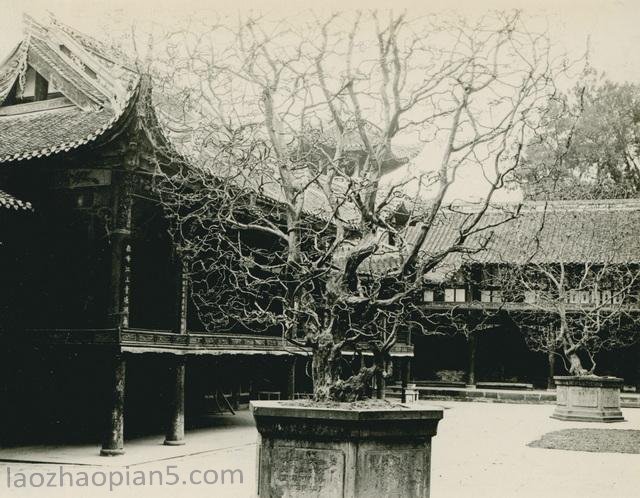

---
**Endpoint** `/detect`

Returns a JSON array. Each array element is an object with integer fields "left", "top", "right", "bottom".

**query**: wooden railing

[
  {"left": 121, "top": 328, "right": 292, "bottom": 353},
  {"left": 20, "top": 327, "right": 414, "bottom": 356},
  {"left": 420, "top": 301, "right": 640, "bottom": 313}
]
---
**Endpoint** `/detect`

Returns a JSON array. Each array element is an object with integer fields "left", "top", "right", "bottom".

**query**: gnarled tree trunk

[
  {"left": 559, "top": 311, "right": 590, "bottom": 376},
  {"left": 566, "top": 350, "right": 589, "bottom": 376},
  {"left": 311, "top": 330, "right": 376, "bottom": 402}
]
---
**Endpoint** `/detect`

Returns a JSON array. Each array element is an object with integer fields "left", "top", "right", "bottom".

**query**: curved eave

[
  {"left": 0, "top": 189, "right": 32, "bottom": 211},
  {"left": 0, "top": 79, "right": 141, "bottom": 165}
]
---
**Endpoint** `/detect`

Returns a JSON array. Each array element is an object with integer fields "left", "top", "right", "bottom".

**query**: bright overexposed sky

[
  {"left": 3, "top": 0, "right": 639, "bottom": 82},
  {"left": 2, "top": 0, "right": 639, "bottom": 203}
]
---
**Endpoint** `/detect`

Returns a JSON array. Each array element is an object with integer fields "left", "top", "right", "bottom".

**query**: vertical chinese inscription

[{"left": 122, "top": 244, "right": 131, "bottom": 327}]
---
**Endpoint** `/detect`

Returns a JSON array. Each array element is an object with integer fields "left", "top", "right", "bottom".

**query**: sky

[
  {"left": 2, "top": 0, "right": 639, "bottom": 83},
  {"left": 2, "top": 0, "right": 640, "bottom": 80},
  {"left": 1, "top": 0, "right": 639, "bottom": 203}
]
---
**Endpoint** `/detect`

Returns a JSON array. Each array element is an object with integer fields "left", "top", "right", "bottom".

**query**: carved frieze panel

[
  {"left": 359, "top": 449, "right": 426, "bottom": 497},
  {"left": 571, "top": 387, "right": 598, "bottom": 408},
  {"left": 601, "top": 389, "right": 621, "bottom": 408},
  {"left": 51, "top": 169, "right": 112, "bottom": 189},
  {"left": 556, "top": 386, "right": 567, "bottom": 406},
  {"left": 269, "top": 446, "right": 345, "bottom": 498}
]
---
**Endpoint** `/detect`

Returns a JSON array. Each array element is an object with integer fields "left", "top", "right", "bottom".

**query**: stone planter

[
  {"left": 552, "top": 376, "right": 624, "bottom": 422},
  {"left": 251, "top": 400, "right": 443, "bottom": 498}
]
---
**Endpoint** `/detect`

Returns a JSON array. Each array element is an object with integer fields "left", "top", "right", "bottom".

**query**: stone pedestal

[
  {"left": 252, "top": 401, "right": 443, "bottom": 498},
  {"left": 552, "top": 376, "right": 624, "bottom": 422}
]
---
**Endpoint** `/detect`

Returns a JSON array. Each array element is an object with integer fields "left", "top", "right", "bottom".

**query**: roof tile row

[{"left": 0, "top": 189, "right": 32, "bottom": 210}]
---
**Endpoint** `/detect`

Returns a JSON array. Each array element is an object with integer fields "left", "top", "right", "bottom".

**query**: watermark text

[{"left": 4, "top": 465, "right": 243, "bottom": 491}]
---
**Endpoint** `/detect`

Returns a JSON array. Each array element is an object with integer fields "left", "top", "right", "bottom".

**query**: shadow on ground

[{"left": 528, "top": 428, "right": 640, "bottom": 454}]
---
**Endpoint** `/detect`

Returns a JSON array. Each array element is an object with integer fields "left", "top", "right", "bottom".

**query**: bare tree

[
  {"left": 497, "top": 205, "right": 640, "bottom": 377},
  {"left": 148, "top": 11, "right": 567, "bottom": 401}
]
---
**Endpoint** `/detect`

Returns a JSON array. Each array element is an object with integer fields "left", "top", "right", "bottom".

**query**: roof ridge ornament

[
  {"left": 18, "top": 12, "right": 138, "bottom": 112},
  {"left": 0, "top": 40, "right": 30, "bottom": 105}
]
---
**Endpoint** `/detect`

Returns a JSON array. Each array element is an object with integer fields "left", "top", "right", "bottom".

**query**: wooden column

[
  {"left": 101, "top": 355, "right": 126, "bottom": 456},
  {"left": 174, "top": 252, "right": 189, "bottom": 335},
  {"left": 636, "top": 343, "right": 640, "bottom": 392},
  {"left": 467, "top": 334, "right": 477, "bottom": 387},
  {"left": 375, "top": 372, "right": 386, "bottom": 399},
  {"left": 108, "top": 235, "right": 129, "bottom": 326},
  {"left": 375, "top": 357, "right": 386, "bottom": 400},
  {"left": 108, "top": 146, "right": 134, "bottom": 329},
  {"left": 101, "top": 146, "right": 135, "bottom": 457},
  {"left": 164, "top": 357, "right": 186, "bottom": 446},
  {"left": 231, "top": 381, "right": 241, "bottom": 410},
  {"left": 286, "top": 357, "right": 297, "bottom": 400},
  {"left": 231, "top": 358, "right": 242, "bottom": 410},
  {"left": 165, "top": 252, "right": 188, "bottom": 446},
  {"left": 400, "top": 357, "right": 411, "bottom": 403},
  {"left": 547, "top": 351, "right": 556, "bottom": 390}
]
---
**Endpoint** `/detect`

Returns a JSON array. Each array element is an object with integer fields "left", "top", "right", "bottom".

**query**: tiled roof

[
  {"left": 366, "top": 199, "right": 640, "bottom": 276},
  {"left": 0, "top": 189, "right": 31, "bottom": 210},
  {"left": 318, "top": 123, "right": 423, "bottom": 172},
  {"left": 0, "top": 15, "right": 140, "bottom": 164},
  {"left": 179, "top": 157, "right": 360, "bottom": 225},
  {"left": 0, "top": 104, "right": 117, "bottom": 163}
]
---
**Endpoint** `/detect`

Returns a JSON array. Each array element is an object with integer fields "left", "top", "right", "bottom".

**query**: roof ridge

[
  {"left": 521, "top": 198, "right": 640, "bottom": 211},
  {"left": 18, "top": 14, "right": 139, "bottom": 111},
  {"left": 47, "top": 14, "right": 137, "bottom": 72},
  {"left": 442, "top": 198, "right": 640, "bottom": 213}
]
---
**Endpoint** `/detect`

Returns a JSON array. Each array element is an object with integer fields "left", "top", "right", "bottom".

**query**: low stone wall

[{"left": 416, "top": 386, "right": 640, "bottom": 408}]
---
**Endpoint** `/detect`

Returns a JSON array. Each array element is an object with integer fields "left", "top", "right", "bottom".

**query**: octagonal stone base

[
  {"left": 251, "top": 400, "right": 443, "bottom": 498},
  {"left": 552, "top": 376, "right": 625, "bottom": 423}
]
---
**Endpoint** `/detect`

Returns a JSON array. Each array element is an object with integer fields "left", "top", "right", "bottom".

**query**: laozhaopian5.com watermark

[{"left": 4, "top": 465, "right": 244, "bottom": 491}]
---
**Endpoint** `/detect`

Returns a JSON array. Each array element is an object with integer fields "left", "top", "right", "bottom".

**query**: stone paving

[
  {"left": 431, "top": 401, "right": 640, "bottom": 498},
  {"left": 0, "top": 402, "right": 638, "bottom": 497}
]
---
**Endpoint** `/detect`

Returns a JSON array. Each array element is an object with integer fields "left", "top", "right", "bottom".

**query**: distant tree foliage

[{"left": 522, "top": 77, "right": 640, "bottom": 200}]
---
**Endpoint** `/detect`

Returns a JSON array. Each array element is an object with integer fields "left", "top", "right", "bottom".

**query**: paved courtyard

[{"left": 0, "top": 401, "right": 638, "bottom": 497}]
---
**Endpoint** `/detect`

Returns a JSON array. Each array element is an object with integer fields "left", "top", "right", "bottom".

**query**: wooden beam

[{"left": 34, "top": 71, "right": 48, "bottom": 101}]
